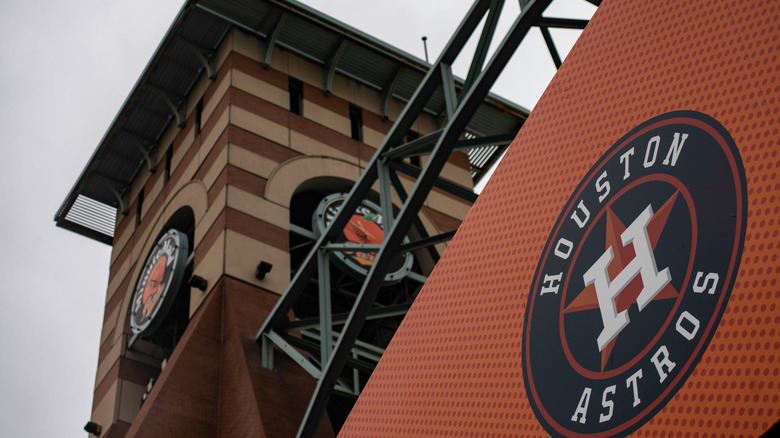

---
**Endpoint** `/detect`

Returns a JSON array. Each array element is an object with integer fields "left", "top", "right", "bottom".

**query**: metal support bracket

[
  {"left": 99, "top": 179, "right": 127, "bottom": 216},
  {"left": 149, "top": 86, "right": 185, "bottom": 128},
  {"left": 323, "top": 39, "right": 349, "bottom": 96},
  {"left": 179, "top": 37, "right": 216, "bottom": 80},
  {"left": 263, "top": 13, "right": 289, "bottom": 69},
  {"left": 121, "top": 131, "right": 158, "bottom": 173},
  {"left": 380, "top": 66, "right": 404, "bottom": 121}
]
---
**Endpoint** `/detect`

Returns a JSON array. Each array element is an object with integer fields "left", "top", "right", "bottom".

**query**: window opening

[
  {"left": 289, "top": 77, "right": 303, "bottom": 115},
  {"left": 164, "top": 145, "right": 173, "bottom": 183},
  {"left": 136, "top": 188, "right": 144, "bottom": 226},
  {"left": 407, "top": 131, "right": 420, "bottom": 167},
  {"left": 349, "top": 104, "right": 363, "bottom": 142},
  {"left": 195, "top": 98, "right": 203, "bottom": 136}
]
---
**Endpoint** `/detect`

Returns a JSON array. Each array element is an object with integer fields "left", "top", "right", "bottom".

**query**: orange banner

[{"left": 341, "top": 0, "right": 780, "bottom": 436}]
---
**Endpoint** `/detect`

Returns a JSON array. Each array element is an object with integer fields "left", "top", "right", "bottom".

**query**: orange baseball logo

[
  {"left": 344, "top": 214, "right": 383, "bottom": 266},
  {"left": 314, "top": 193, "right": 412, "bottom": 283},
  {"left": 130, "top": 229, "right": 188, "bottom": 335},
  {"left": 141, "top": 255, "right": 168, "bottom": 320}
]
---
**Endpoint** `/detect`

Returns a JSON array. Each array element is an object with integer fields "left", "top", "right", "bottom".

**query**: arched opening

[
  {"left": 127, "top": 206, "right": 196, "bottom": 398},
  {"left": 140, "top": 207, "right": 195, "bottom": 356},
  {"left": 287, "top": 178, "right": 431, "bottom": 433}
]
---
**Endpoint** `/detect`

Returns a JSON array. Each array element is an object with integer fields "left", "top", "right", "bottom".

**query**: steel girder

[{"left": 255, "top": 0, "right": 593, "bottom": 436}]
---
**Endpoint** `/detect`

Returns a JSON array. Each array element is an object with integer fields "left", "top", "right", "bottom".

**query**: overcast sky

[{"left": 0, "top": 1, "right": 593, "bottom": 436}]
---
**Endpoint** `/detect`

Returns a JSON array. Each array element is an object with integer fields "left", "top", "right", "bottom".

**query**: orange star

[{"left": 564, "top": 192, "right": 680, "bottom": 371}]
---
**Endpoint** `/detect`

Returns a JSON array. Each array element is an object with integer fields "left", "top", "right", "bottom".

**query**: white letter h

[{"left": 583, "top": 205, "right": 671, "bottom": 352}]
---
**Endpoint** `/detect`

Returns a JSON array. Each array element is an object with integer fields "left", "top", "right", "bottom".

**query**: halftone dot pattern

[{"left": 340, "top": 0, "right": 780, "bottom": 436}]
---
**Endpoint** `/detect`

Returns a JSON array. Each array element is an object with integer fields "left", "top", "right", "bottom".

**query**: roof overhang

[{"left": 55, "top": 0, "right": 530, "bottom": 244}]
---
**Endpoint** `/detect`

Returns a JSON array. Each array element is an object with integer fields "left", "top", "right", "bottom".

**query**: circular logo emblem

[
  {"left": 522, "top": 111, "right": 747, "bottom": 437},
  {"left": 131, "top": 229, "right": 189, "bottom": 335},
  {"left": 312, "top": 193, "right": 413, "bottom": 284}
]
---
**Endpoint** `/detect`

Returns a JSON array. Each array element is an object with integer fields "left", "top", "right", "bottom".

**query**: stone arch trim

[
  {"left": 265, "top": 154, "right": 444, "bottom": 263},
  {"left": 265, "top": 156, "right": 363, "bottom": 208}
]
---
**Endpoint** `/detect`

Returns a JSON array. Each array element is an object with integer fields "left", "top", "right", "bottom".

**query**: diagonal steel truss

[{"left": 255, "top": 0, "right": 595, "bottom": 436}]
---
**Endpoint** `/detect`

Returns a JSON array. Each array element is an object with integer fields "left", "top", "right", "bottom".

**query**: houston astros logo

[{"left": 523, "top": 111, "right": 746, "bottom": 437}]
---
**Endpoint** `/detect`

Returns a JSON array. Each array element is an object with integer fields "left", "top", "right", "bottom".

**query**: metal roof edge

[
  {"left": 267, "top": 0, "right": 530, "bottom": 118},
  {"left": 54, "top": 1, "right": 196, "bottom": 224},
  {"left": 269, "top": 0, "right": 432, "bottom": 69},
  {"left": 55, "top": 0, "right": 532, "bottom": 242}
]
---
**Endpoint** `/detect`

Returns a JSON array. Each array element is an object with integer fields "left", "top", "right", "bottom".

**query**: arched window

[{"left": 128, "top": 206, "right": 195, "bottom": 368}]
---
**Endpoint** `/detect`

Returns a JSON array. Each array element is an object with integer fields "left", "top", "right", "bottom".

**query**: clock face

[
  {"left": 130, "top": 229, "right": 189, "bottom": 335},
  {"left": 313, "top": 193, "right": 413, "bottom": 284}
]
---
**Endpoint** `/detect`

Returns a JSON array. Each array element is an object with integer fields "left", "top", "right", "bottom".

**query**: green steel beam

[
  {"left": 294, "top": 2, "right": 555, "bottom": 436},
  {"left": 388, "top": 168, "right": 442, "bottom": 263},
  {"left": 440, "top": 63, "right": 458, "bottom": 117},
  {"left": 316, "top": 249, "right": 333, "bottom": 366},
  {"left": 540, "top": 26, "right": 562, "bottom": 69},
  {"left": 462, "top": 0, "right": 505, "bottom": 95},
  {"left": 283, "top": 303, "right": 413, "bottom": 331},
  {"left": 399, "top": 230, "right": 457, "bottom": 253},
  {"left": 381, "top": 128, "right": 444, "bottom": 160},
  {"left": 254, "top": 0, "right": 595, "bottom": 436},
  {"left": 536, "top": 16, "right": 589, "bottom": 29},
  {"left": 388, "top": 160, "right": 479, "bottom": 203}
]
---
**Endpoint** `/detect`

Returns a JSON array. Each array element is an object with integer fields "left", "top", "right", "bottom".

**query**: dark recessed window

[
  {"left": 136, "top": 188, "right": 144, "bottom": 226},
  {"left": 407, "top": 131, "right": 420, "bottom": 167},
  {"left": 349, "top": 104, "right": 363, "bottom": 142},
  {"left": 289, "top": 77, "right": 303, "bottom": 116},
  {"left": 195, "top": 98, "right": 203, "bottom": 136},
  {"left": 164, "top": 145, "right": 173, "bottom": 183}
]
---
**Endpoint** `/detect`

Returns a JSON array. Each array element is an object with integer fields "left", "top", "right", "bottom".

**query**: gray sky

[{"left": 0, "top": 1, "right": 593, "bottom": 436}]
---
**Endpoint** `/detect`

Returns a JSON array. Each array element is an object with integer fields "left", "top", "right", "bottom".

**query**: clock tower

[{"left": 55, "top": 1, "right": 528, "bottom": 437}]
